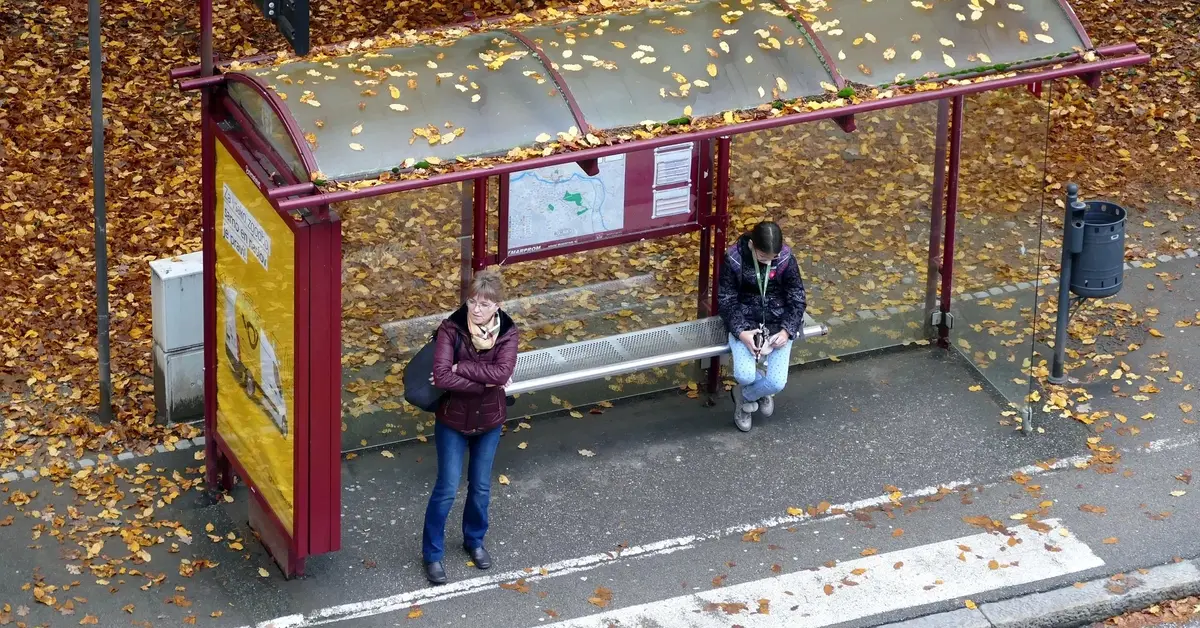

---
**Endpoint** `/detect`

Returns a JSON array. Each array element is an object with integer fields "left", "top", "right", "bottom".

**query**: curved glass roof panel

[
  {"left": 227, "top": 80, "right": 309, "bottom": 182},
  {"left": 242, "top": 32, "right": 580, "bottom": 181},
  {"left": 518, "top": 0, "right": 839, "bottom": 130},
  {"left": 798, "top": 0, "right": 1086, "bottom": 86},
  {"left": 237, "top": 0, "right": 1100, "bottom": 182}
]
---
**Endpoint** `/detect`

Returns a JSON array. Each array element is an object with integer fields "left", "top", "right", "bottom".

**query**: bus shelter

[{"left": 173, "top": 0, "right": 1147, "bottom": 576}]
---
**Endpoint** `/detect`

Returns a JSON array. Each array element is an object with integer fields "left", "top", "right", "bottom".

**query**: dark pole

[
  {"left": 201, "top": 0, "right": 219, "bottom": 488},
  {"left": 1048, "top": 183, "right": 1085, "bottom": 385},
  {"left": 89, "top": 0, "right": 113, "bottom": 423}
]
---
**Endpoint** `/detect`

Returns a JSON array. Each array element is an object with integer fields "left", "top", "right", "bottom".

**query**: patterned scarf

[{"left": 467, "top": 312, "right": 501, "bottom": 351}]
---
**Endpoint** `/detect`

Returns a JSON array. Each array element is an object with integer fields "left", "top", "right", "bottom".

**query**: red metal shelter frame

[
  {"left": 191, "top": 2, "right": 341, "bottom": 577},
  {"left": 179, "top": 0, "right": 1147, "bottom": 576}
]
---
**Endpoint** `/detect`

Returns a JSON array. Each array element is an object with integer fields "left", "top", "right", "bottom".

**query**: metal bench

[{"left": 506, "top": 314, "right": 829, "bottom": 396}]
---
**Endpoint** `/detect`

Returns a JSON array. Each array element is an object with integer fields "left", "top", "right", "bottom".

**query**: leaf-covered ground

[
  {"left": 0, "top": 2, "right": 1197, "bottom": 626},
  {"left": 1, "top": 0, "right": 1196, "bottom": 457},
  {"left": 1096, "top": 595, "right": 1200, "bottom": 627}
]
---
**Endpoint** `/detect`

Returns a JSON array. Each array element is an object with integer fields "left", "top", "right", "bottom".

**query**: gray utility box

[
  {"left": 1068, "top": 200, "right": 1127, "bottom": 299},
  {"left": 150, "top": 251, "right": 204, "bottom": 423}
]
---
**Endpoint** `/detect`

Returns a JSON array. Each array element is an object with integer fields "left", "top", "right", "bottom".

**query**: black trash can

[{"left": 1069, "top": 200, "right": 1127, "bottom": 299}]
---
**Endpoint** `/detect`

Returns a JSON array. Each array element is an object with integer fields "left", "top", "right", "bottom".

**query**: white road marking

[
  {"left": 1138, "top": 433, "right": 1200, "bottom": 454},
  {"left": 535, "top": 519, "right": 1103, "bottom": 628},
  {"left": 241, "top": 455, "right": 1093, "bottom": 628}
]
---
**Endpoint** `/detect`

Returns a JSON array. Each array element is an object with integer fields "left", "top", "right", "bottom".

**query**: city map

[{"left": 507, "top": 154, "right": 627, "bottom": 252}]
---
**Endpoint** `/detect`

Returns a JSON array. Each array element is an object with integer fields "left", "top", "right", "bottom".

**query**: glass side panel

[
  {"left": 227, "top": 80, "right": 309, "bottom": 182},
  {"left": 338, "top": 181, "right": 707, "bottom": 451},
  {"left": 248, "top": 31, "right": 579, "bottom": 181},
  {"left": 729, "top": 102, "right": 940, "bottom": 366},
  {"left": 796, "top": 0, "right": 1085, "bottom": 86},
  {"left": 520, "top": 0, "right": 837, "bottom": 130},
  {"left": 951, "top": 86, "right": 1053, "bottom": 426}
]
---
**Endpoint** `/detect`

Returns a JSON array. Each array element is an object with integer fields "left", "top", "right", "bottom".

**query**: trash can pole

[{"left": 1048, "top": 183, "right": 1084, "bottom": 384}]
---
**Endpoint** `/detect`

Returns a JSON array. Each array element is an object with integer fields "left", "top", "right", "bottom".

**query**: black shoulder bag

[{"left": 403, "top": 328, "right": 462, "bottom": 413}]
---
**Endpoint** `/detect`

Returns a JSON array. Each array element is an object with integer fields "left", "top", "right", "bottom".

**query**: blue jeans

[
  {"left": 729, "top": 333, "right": 794, "bottom": 402},
  {"left": 422, "top": 421, "right": 503, "bottom": 563}
]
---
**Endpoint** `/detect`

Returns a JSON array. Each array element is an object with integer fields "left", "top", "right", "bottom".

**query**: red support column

[
  {"left": 200, "top": 0, "right": 223, "bottom": 491},
  {"left": 497, "top": 174, "right": 510, "bottom": 265},
  {"left": 924, "top": 99, "right": 950, "bottom": 327},
  {"left": 459, "top": 182, "right": 473, "bottom": 301},
  {"left": 696, "top": 140, "right": 713, "bottom": 318},
  {"left": 938, "top": 96, "right": 965, "bottom": 346},
  {"left": 472, "top": 177, "right": 488, "bottom": 272},
  {"left": 707, "top": 137, "right": 732, "bottom": 394}
]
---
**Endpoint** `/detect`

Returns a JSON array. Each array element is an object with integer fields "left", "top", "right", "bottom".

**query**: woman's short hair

[
  {"left": 751, "top": 221, "right": 784, "bottom": 256},
  {"left": 467, "top": 268, "right": 505, "bottom": 303}
]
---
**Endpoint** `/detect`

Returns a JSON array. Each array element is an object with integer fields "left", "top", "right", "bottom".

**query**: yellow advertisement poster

[{"left": 215, "top": 140, "right": 296, "bottom": 533}]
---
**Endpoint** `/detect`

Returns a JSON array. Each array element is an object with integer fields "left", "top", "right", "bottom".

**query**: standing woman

[
  {"left": 717, "top": 220, "right": 807, "bottom": 432},
  {"left": 423, "top": 269, "right": 519, "bottom": 584}
]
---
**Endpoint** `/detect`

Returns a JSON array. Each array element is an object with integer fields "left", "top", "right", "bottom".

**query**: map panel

[{"left": 508, "top": 154, "right": 627, "bottom": 253}]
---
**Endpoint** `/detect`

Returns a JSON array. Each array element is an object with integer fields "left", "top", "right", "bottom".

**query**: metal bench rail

[{"left": 506, "top": 314, "right": 828, "bottom": 396}]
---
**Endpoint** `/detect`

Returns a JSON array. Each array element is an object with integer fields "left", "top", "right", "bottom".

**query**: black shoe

[
  {"left": 424, "top": 560, "right": 447, "bottom": 584},
  {"left": 463, "top": 544, "right": 492, "bottom": 570}
]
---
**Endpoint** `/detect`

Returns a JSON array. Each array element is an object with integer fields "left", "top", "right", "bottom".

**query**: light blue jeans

[{"left": 728, "top": 333, "right": 794, "bottom": 403}]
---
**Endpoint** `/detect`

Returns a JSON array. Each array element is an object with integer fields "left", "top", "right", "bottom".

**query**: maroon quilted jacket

[{"left": 431, "top": 305, "right": 519, "bottom": 435}]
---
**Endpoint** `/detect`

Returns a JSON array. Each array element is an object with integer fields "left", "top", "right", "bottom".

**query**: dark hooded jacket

[
  {"left": 431, "top": 305, "right": 520, "bottom": 435},
  {"left": 718, "top": 234, "right": 807, "bottom": 338}
]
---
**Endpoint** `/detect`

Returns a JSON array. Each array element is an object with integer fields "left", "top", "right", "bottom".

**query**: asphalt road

[{"left": 1, "top": 258, "right": 1197, "bottom": 628}]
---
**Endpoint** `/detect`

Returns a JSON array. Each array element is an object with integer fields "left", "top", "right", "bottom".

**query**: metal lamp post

[{"left": 89, "top": 0, "right": 113, "bottom": 422}]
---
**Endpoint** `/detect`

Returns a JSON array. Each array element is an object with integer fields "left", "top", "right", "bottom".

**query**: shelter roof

[{"left": 222, "top": 0, "right": 1095, "bottom": 183}]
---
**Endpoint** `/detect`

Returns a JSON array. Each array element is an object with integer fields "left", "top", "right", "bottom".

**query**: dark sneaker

[
  {"left": 464, "top": 544, "right": 492, "bottom": 570},
  {"left": 424, "top": 560, "right": 448, "bottom": 584}
]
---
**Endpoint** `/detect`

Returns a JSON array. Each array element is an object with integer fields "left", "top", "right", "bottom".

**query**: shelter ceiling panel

[
  {"left": 798, "top": 0, "right": 1087, "bottom": 86},
  {"left": 243, "top": 31, "right": 580, "bottom": 181},
  {"left": 518, "top": 0, "right": 839, "bottom": 130}
]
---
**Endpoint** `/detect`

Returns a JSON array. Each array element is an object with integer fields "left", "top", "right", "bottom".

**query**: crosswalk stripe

[{"left": 535, "top": 519, "right": 1103, "bottom": 628}]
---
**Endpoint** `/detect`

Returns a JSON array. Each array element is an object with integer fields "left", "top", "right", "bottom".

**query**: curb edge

[
  {"left": 0, "top": 437, "right": 205, "bottom": 484},
  {"left": 879, "top": 558, "right": 1200, "bottom": 628}
]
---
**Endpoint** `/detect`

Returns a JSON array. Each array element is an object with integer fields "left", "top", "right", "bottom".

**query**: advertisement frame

[{"left": 207, "top": 95, "right": 341, "bottom": 577}]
